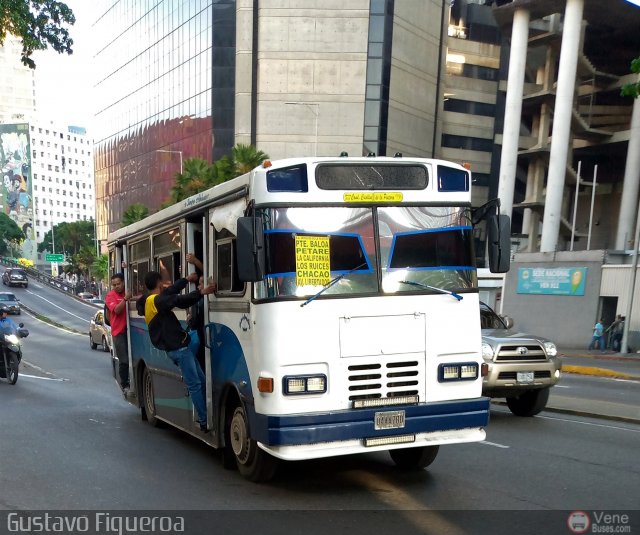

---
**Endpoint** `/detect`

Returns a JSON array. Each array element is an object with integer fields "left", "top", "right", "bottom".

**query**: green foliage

[
  {"left": 165, "top": 145, "right": 269, "bottom": 207},
  {"left": 0, "top": 213, "right": 25, "bottom": 255},
  {"left": 92, "top": 253, "right": 109, "bottom": 282},
  {"left": 122, "top": 203, "right": 149, "bottom": 226},
  {"left": 621, "top": 57, "right": 640, "bottom": 99},
  {"left": 0, "top": 0, "right": 75, "bottom": 69},
  {"left": 37, "top": 220, "right": 95, "bottom": 256}
]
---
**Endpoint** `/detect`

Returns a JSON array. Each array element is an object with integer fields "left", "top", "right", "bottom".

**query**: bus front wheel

[
  {"left": 228, "top": 404, "right": 278, "bottom": 482},
  {"left": 389, "top": 445, "right": 439, "bottom": 470}
]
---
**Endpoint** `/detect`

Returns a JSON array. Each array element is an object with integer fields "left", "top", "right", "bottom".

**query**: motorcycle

[{"left": 0, "top": 321, "right": 29, "bottom": 385}]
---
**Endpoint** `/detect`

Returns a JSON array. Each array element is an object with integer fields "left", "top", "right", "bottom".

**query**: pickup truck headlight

[
  {"left": 543, "top": 341, "right": 557, "bottom": 357},
  {"left": 481, "top": 342, "right": 495, "bottom": 361}
]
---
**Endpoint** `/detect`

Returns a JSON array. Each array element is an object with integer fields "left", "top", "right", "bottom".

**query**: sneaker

[
  {"left": 199, "top": 421, "right": 209, "bottom": 432},
  {"left": 122, "top": 383, "right": 130, "bottom": 395}
]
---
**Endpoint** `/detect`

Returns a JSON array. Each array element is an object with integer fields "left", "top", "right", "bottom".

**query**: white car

[{"left": 89, "top": 310, "right": 112, "bottom": 353}]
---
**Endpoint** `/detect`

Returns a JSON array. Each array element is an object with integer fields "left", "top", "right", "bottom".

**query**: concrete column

[
  {"left": 615, "top": 96, "right": 640, "bottom": 250},
  {"left": 497, "top": 8, "right": 529, "bottom": 219},
  {"left": 540, "top": 0, "right": 584, "bottom": 252}
]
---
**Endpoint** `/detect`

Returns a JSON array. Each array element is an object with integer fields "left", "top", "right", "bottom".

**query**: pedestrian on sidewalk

[
  {"left": 588, "top": 318, "right": 605, "bottom": 352},
  {"left": 612, "top": 315, "right": 625, "bottom": 352}
]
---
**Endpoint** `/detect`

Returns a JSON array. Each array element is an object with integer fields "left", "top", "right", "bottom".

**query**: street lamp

[
  {"left": 285, "top": 102, "right": 319, "bottom": 156},
  {"left": 155, "top": 149, "right": 183, "bottom": 174}
]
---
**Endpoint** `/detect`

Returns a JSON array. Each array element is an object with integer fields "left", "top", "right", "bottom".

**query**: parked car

[
  {"left": 2, "top": 268, "right": 28, "bottom": 288},
  {"left": 89, "top": 310, "right": 112, "bottom": 353},
  {"left": 78, "top": 292, "right": 95, "bottom": 300},
  {"left": 480, "top": 302, "right": 561, "bottom": 417},
  {"left": 0, "top": 292, "right": 21, "bottom": 315}
]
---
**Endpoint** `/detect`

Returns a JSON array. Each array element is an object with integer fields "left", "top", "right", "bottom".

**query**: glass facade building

[{"left": 94, "top": 0, "right": 235, "bottom": 237}]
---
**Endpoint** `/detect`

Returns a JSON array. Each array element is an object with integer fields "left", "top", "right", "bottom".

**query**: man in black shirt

[{"left": 137, "top": 270, "right": 215, "bottom": 431}]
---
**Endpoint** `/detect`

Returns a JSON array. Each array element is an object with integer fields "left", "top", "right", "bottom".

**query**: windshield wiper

[
  {"left": 398, "top": 280, "right": 463, "bottom": 301},
  {"left": 300, "top": 263, "right": 367, "bottom": 307}
]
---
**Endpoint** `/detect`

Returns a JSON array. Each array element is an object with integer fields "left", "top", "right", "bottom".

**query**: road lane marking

[
  {"left": 479, "top": 440, "right": 510, "bottom": 449},
  {"left": 537, "top": 414, "right": 640, "bottom": 433},
  {"left": 19, "top": 373, "right": 67, "bottom": 382},
  {"left": 555, "top": 384, "right": 570, "bottom": 388},
  {"left": 21, "top": 308, "right": 84, "bottom": 336},
  {"left": 25, "top": 289, "right": 91, "bottom": 322}
]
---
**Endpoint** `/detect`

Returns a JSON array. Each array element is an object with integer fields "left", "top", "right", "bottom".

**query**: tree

[
  {"left": 0, "top": 0, "right": 75, "bottom": 69},
  {"left": 122, "top": 203, "right": 149, "bottom": 226},
  {"left": 621, "top": 57, "right": 640, "bottom": 99},
  {"left": 37, "top": 220, "right": 95, "bottom": 256},
  {"left": 164, "top": 145, "right": 269, "bottom": 207},
  {"left": 232, "top": 144, "right": 269, "bottom": 175},
  {"left": 92, "top": 253, "right": 109, "bottom": 282},
  {"left": 0, "top": 213, "right": 25, "bottom": 256}
]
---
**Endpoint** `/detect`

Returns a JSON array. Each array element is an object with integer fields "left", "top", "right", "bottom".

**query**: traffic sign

[{"left": 45, "top": 254, "right": 65, "bottom": 262}]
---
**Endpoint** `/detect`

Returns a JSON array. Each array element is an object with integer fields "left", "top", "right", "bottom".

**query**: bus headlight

[
  {"left": 283, "top": 375, "right": 327, "bottom": 395},
  {"left": 481, "top": 342, "right": 495, "bottom": 361},
  {"left": 438, "top": 362, "right": 478, "bottom": 382},
  {"left": 543, "top": 342, "right": 557, "bottom": 357}
]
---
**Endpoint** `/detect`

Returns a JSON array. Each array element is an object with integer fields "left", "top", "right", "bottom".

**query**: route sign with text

[{"left": 45, "top": 254, "right": 65, "bottom": 262}]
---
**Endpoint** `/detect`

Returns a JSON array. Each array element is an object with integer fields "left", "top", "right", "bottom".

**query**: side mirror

[
  {"left": 500, "top": 315, "right": 514, "bottom": 329},
  {"left": 487, "top": 214, "right": 511, "bottom": 273},
  {"left": 236, "top": 216, "right": 265, "bottom": 282},
  {"left": 18, "top": 328, "right": 28, "bottom": 338},
  {"left": 18, "top": 323, "right": 24, "bottom": 328}
]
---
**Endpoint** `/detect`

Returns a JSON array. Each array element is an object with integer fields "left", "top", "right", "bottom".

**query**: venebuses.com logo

[{"left": 568, "top": 511, "right": 632, "bottom": 533}]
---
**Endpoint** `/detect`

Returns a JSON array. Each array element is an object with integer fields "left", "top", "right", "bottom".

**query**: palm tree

[
  {"left": 122, "top": 203, "right": 149, "bottom": 226},
  {"left": 162, "top": 145, "right": 269, "bottom": 208},
  {"left": 232, "top": 144, "right": 269, "bottom": 175}
]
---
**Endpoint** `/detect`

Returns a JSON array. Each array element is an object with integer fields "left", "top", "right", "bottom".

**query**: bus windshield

[{"left": 253, "top": 205, "right": 476, "bottom": 300}]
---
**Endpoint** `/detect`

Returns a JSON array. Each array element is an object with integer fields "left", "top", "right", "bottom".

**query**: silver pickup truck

[{"left": 480, "top": 302, "right": 561, "bottom": 416}]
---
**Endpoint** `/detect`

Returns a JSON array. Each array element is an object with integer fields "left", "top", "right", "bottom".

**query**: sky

[{"left": 33, "top": 0, "right": 96, "bottom": 130}]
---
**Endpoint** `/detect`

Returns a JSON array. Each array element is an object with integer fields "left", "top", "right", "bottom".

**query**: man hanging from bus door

[
  {"left": 186, "top": 253, "right": 207, "bottom": 370},
  {"left": 105, "top": 273, "right": 133, "bottom": 393},
  {"left": 136, "top": 270, "right": 216, "bottom": 432}
]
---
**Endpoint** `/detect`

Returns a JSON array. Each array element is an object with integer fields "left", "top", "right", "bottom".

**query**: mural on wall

[
  {"left": 517, "top": 267, "right": 587, "bottom": 296},
  {"left": 0, "top": 123, "right": 35, "bottom": 260}
]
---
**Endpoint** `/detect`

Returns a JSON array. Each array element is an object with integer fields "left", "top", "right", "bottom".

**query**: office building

[
  {"left": 0, "top": 35, "right": 36, "bottom": 125},
  {"left": 92, "top": 0, "right": 449, "bottom": 237}
]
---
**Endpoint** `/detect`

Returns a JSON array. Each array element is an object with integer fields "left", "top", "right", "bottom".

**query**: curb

[
  {"left": 20, "top": 302, "right": 87, "bottom": 336},
  {"left": 561, "top": 364, "right": 640, "bottom": 381}
]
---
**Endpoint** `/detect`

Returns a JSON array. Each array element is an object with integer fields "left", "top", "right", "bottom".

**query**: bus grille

[
  {"left": 348, "top": 360, "right": 420, "bottom": 401},
  {"left": 494, "top": 344, "right": 546, "bottom": 362}
]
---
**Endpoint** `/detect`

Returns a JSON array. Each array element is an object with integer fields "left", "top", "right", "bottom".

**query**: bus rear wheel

[
  {"left": 142, "top": 367, "right": 163, "bottom": 427},
  {"left": 228, "top": 404, "right": 277, "bottom": 482},
  {"left": 389, "top": 445, "right": 439, "bottom": 470}
]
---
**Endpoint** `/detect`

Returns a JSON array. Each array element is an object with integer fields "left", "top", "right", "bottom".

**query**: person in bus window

[{"left": 136, "top": 270, "right": 215, "bottom": 432}]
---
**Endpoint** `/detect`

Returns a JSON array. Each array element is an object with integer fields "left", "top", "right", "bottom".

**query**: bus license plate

[
  {"left": 374, "top": 410, "right": 405, "bottom": 430},
  {"left": 517, "top": 372, "right": 534, "bottom": 383}
]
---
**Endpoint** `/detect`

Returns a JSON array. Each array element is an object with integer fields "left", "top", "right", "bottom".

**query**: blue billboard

[{"left": 517, "top": 267, "right": 587, "bottom": 296}]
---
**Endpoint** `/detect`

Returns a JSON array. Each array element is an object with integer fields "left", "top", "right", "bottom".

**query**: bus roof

[{"left": 107, "top": 156, "right": 471, "bottom": 244}]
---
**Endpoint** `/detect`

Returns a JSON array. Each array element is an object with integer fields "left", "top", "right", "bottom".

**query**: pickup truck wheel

[
  {"left": 506, "top": 387, "right": 550, "bottom": 417},
  {"left": 389, "top": 445, "right": 439, "bottom": 470}
]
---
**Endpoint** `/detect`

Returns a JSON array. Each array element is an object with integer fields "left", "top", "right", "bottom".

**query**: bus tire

[
  {"left": 228, "top": 404, "right": 278, "bottom": 482},
  {"left": 142, "top": 367, "right": 163, "bottom": 427},
  {"left": 506, "top": 387, "right": 550, "bottom": 417},
  {"left": 389, "top": 445, "right": 439, "bottom": 470}
]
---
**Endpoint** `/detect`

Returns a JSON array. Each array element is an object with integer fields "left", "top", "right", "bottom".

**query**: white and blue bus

[{"left": 108, "top": 156, "right": 510, "bottom": 482}]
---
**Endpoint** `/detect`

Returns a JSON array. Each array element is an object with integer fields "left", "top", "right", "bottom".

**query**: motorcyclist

[{"left": 0, "top": 306, "right": 18, "bottom": 334}]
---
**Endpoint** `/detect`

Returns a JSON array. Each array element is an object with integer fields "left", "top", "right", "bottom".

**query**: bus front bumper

[{"left": 252, "top": 397, "right": 490, "bottom": 461}]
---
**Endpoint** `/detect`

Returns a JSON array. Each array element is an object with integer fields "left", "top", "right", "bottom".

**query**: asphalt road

[
  {"left": 10, "top": 277, "right": 100, "bottom": 334},
  {"left": 1, "top": 307, "right": 638, "bottom": 510}
]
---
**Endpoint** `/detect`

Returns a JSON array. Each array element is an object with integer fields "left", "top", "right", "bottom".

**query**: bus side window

[
  {"left": 128, "top": 239, "right": 151, "bottom": 297},
  {"left": 216, "top": 238, "right": 244, "bottom": 295}
]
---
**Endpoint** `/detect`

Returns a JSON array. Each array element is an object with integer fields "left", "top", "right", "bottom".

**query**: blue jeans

[
  {"left": 588, "top": 335, "right": 604, "bottom": 351},
  {"left": 166, "top": 345, "right": 207, "bottom": 425}
]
